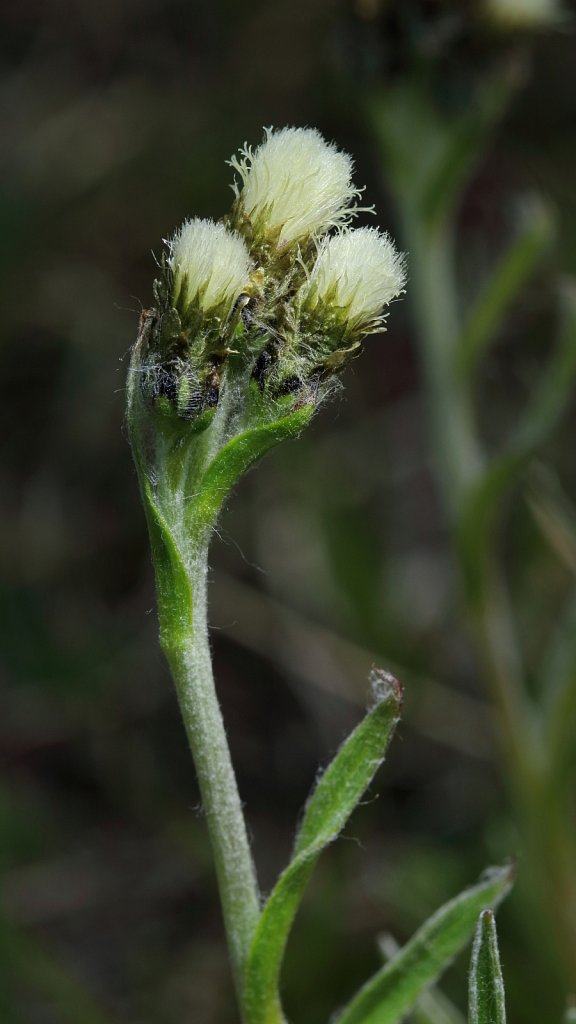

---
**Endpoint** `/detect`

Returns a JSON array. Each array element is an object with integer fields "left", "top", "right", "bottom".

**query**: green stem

[
  {"left": 400, "top": 207, "right": 534, "bottom": 774},
  {"left": 159, "top": 540, "right": 260, "bottom": 1006},
  {"left": 127, "top": 317, "right": 314, "bottom": 1019},
  {"left": 127, "top": 329, "right": 262, "bottom": 1018}
]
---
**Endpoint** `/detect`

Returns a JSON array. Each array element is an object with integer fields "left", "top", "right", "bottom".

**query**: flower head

[
  {"left": 169, "top": 218, "right": 252, "bottom": 319},
  {"left": 299, "top": 227, "right": 406, "bottom": 335},
  {"left": 229, "top": 127, "right": 361, "bottom": 248}
]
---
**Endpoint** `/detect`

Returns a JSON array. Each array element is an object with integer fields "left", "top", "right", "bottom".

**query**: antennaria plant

[{"left": 127, "top": 127, "right": 514, "bottom": 1023}]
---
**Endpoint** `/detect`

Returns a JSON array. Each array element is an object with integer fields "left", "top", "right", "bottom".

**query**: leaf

[
  {"left": 418, "top": 69, "right": 520, "bottom": 230},
  {"left": 243, "top": 671, "right": 403, "bottom": 1024},
  {"left": 456, "top": 450, "right": 526, "bottom": 605},
  {"left": 378, "top": 935, "right": 465, "bottom": 1024},
  {"left": 511, "top": 281, "right": 576, "bottom": 455},
  {"left": 468, "top": 910, "right": 507, "bottom": 1024},
  {"left": 457, "top": 285, "right": 576, "bottom": 602},
  {"left": 366, "top": 67, "right": 518, "bottom": 229},
  {"left": 140, "top": 479, "right": 195, "bottom": 652},
  {"left": 540, "top": 591, "right": 576, "bottom": 779},
  {"left": 528, "top": 466, "right": 576, "bottom": 576},
  {"left": 334, "top": 864, "right": 513, "bottom": 1024},
  {"left": 457, "top": 198, "right": 554, "bottom": 379},
  {"left": 188, "top": 402, "right": 314, "bottom": 536}
]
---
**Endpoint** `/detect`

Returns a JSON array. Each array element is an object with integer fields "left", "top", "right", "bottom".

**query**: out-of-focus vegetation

[{"left": 2, "top": 1, "right": 576, "bottom": 1022}]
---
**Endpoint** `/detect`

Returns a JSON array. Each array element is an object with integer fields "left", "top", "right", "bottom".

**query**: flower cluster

[{"left": 144, "top": 127, "right": 405, "bottom": 427}]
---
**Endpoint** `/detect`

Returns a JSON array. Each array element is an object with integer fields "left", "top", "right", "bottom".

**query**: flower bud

[
  {"left": 229, "top": 127, "right": 361, "bottom": 248},
  {"left": 169, "top": 218, "right": 252, "bottom": 320},
  {"left": 299, "top": 227, "right": 406, "bottom": 335}
]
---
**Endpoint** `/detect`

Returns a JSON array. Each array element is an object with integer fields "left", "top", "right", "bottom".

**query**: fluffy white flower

[
  {"left": 169, "top": 218, "right": 251, "bottom": 316},
  {"left": 483, "top": 0, "right": 563, "bottom": 28},
  {"left": 300, "top": 227, "right": 406, "bottom": 333},
  {"left": 230, "top": 127, "right": 360, "bottom": 247}
]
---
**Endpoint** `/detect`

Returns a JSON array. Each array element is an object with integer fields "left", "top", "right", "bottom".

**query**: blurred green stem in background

[
  {"left": 126, "top": 127, "right": 517, "bottom": 1024},
  {"left": 366, "top": 64, "right": 576, "bottom": 991}
]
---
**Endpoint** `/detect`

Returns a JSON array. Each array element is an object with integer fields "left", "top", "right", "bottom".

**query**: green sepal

[
  {"left": 335, "top": 865, "right": 513, "bottom": 1024},
  {"left": 184, "top": 405, "right": 218, "bottom": 435},
  {"left": 468, "top": 910, "right": 507, "bottom": 1024},
  {"left": 243, "top": 672, "right": 402, "bottom": 1024}
]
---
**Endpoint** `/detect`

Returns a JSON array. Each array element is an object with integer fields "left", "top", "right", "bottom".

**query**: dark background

[{"left": 2, "top": 1, "right": 576, "bottom": 1021}]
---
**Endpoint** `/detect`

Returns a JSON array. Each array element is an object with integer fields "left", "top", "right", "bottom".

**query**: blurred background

[{"left": 2, "top": 1, "right": 576, "bottom": 1021}]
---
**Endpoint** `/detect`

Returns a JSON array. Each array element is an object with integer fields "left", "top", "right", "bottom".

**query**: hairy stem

[
  {"left": 159, "top": 539, "right": 261, "bottom": 1010},
  {"left": 127, "top": 323, "right": 262, "bottom": 1017}
]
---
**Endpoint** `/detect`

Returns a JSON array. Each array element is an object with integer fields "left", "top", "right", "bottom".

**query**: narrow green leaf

[
  {"left": 511, "top": 282, "right": 576, "bottom": 455},
  {"left": 293, "top": 671, "right": 402, "bottom": 857},
  {"left": 379, "top": 934, "right": 465, "bottom": 1024},
  {"left": 244, "top": 671, "right": 402, "bottom": 1024},
  {"left": 537, "top": 590, "right": 576, "bottom": 778},
  {"left": 468, "top": 910, "right": 506, "bottom": 1024},
  {"left": 457, "top": 286, "right": 576, "bottom": 603},
  {"left": 457, "top": 199, "right": 554, "bottom": 379},
  {"left": 528, "top": 467, "right": 576, "bottom": 576},
  {"left": 366, "top": 69, "right": 516, "bottom": 229},
  {"left": 140, "top": 480, "right": 194, "bottom": 650},
  {"left": 335, "top": 865, "right": 513, "bottom": 1024},
  {"left": 188, "top": 403, "right": 314, "bottom": 535},
  {"left": 456, "top": 450, "right": 526, "bottom": 605},
  {"left": 419, "top": 70, "right": 519, "bottom": 230}
]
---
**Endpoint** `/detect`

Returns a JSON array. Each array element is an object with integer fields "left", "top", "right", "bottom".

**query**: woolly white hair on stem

[
  {"left": 300, "top": 227, "right": 406, "bottom": 333},
  {"left": 229, "top": 127, "right": 361, "bottom": 247},
  {"left": 169, "top": 218, "right": 252, "bottom": 316}
]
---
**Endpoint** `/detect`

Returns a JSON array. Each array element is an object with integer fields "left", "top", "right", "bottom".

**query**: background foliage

[{"left": 2, "top": 1, "right": 576, "bottom": 1021}]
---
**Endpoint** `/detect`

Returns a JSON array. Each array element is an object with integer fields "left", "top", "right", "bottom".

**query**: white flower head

[
  {"left": 300, "top": 227, "right": 406, "bottom": 334},
  {"left": 229, "top": 127, "right": 361, "bottom": 248},
  {"left": 169, "top": 218, "right": 252, "bottom": 318},
  {"left": 483, "top": 0, "right": 563, "bottom": 29}
]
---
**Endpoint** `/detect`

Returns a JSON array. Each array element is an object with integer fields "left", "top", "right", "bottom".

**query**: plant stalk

[{"left": 158, "top": 537, "right": 261, "bottom": 1011}]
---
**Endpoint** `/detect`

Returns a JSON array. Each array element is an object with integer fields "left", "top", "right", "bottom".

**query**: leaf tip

[
  {"left": 369, "top": 666, "right": 404, "bottom": 709},
  {"left": 478, "top": 860, "right": 516, "bottom": 903}
]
